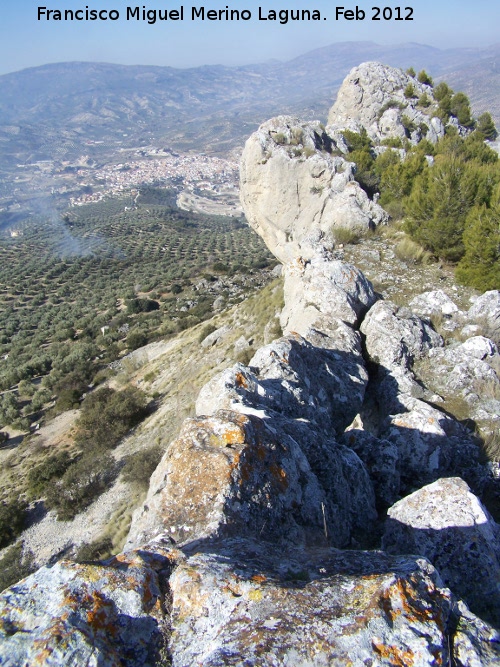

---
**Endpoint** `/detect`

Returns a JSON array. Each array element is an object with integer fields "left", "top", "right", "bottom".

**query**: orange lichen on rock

[{"left": 372, "top": 637, "right": 415, "bottom": 667}]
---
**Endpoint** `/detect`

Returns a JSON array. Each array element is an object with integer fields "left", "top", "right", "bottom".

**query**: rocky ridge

[{"left": 1, "top": 62, "right": 500, "bottom": 665}]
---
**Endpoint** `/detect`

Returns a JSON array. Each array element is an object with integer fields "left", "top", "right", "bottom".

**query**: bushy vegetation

[
  {"left": 22, "top": 386, "right": 150, "bottom": 521},
  {"left": 0, "top": 543, "right": 35, "bottom": 592},
  {"left": 342, "top": 78, "right": 499, "bottom": 289},
  {"left": 0, "top": 498, "right": 27, "bottom": 548},
  {"left": 75, "top": 386, "right": 148, "bottom": 449},
  {"left": 121, "top": 445, "right": 163, "bottom": 491}
]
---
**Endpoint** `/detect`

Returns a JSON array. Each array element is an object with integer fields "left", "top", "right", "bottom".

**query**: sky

[{"left": 0, "top": 0, "right": 498, "bottom": 75}]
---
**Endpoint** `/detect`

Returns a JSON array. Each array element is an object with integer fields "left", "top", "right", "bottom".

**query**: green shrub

[
  {"left": 75, "top": 386, "right": 149, "bottom": 450},
  {"left": 127, "top": 330, "right": 148, "bottom": 350},
  {"left": 418, "top": 93, "right": 432, "bottom": 108},
  {"left": 121, "top": 445, "right": 163, "bottom": 491},
  {"left": 0, "top": 543, "right": 35, "bottom": 592},
  {"left": 476, "top": 112, "right": 498, "bottom": 141},
  {"left": 404, "top": 83, "right": 416, "bottom": 99},
  {"left": 27, "top": 450, "right": 74, "bottom": 499},
  {"left": 0, "top": 499, "right": 27, "bottom": 548},
  {"left": 456, "top": 204, "right": 500, "bottom": 290},
  {"left": 417, "top": 70, "right": 433, "bottom": 86},
  {"left": 45, "top": 453, "right": 117, "bottom": 520}
]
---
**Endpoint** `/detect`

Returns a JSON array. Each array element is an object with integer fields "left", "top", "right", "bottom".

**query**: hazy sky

[{"left": 1, "top": 0, "right": 498, "bottom": 74}]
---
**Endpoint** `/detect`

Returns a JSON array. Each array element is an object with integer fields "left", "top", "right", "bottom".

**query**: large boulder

[
  {"left": 0, "top": 546, "right": 178, "bottom": 667},
  {"left": 196, "top": 330, "right": 368, "bottom": 435},
  {"left": 281, "top": 257, "right": 377, "bottom": 331},
  {"left": 360, "top": 300, "right": 443, "bottom": 413},
  {"left": 383, "top": 477, "right": 500, "bottom": 626},
  {"left": 328, "top": 61, "right": 446, "bottom": 144},
  {"left": 126, "top": 410, "right": 376, "bottom": 551},
  {"left": 467, "top": 290, "right": 500, "bottom": 341},
  {"left": 2, "top": 538, "right": 499, "bottom": 666},
  {"left": 240, "top": 116, "right": 388, "bottom": 264},
  {"left": 381, "top": 398, "right": 482, "bottom": 492},
  {"left": 168, "top": 538, "right": 499, "bottom": 667}
]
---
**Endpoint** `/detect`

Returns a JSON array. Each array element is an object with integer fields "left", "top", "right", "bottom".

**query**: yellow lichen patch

[
  {"left": 380, "top": 588, "right": 402, "bottom": 624},
  {"left": 248, "top": 588, "right": 263, "bottom": 602},
  {"left": 397, "top": 576, "right": 445, "bottom": 630},
  {"left": 372, "top": 637, "right": 415, "bottom": 667}
]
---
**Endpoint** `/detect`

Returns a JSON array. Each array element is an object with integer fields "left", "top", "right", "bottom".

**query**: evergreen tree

[
  {"left": 404, "top": 156, "right": 489, "bottom": 262},
  {"left": 456, "top": 203, "right": 500, "bottom": 289},
  {"left": 404, "top": 83, "right": 416, "bottom": 99},
  {"left": 450, "top": 93, "right": 475, "bottom": 128},
  {"left": 417, "top": 70, "right": 433, "bottom": 86},
  {"left": 476, "top": 112, "right": 498, "bottom": 141}
]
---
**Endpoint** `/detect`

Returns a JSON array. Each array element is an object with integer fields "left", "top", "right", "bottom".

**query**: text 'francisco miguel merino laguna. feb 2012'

[{"left": 37, "top": 5, "right": 415, "bottom": 25}]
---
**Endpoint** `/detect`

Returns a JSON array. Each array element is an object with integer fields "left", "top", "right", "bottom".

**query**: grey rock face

[
  {"left": 328, "top": 61, "right": 445, "bottom": 144},
  {"left": 362, "top": 300, "right": 443, "bottom": 370},
  {"left": 342, "top": 429, "right": 400, "bottom": 508},
  {"left": 2, "top": 538, "right": 499, "bottom": 667},
  {"left": 126, "top": 409, "right": 376, "bottom": 551},
  {"left": 2, "top": 61, "right": 499, "bottom": 665},
  {"left": 0, "top": 546, "right": 177, "bottom": 667},
  {"left": 281, "top": 258, "right": 377, "bottom": 331},
  {"left": 384, "top": 477, "right": 500, "bottom": 626},
  {"left": 167, "top": 539, "right": 498, "bottom": 667},
  {"left": 420, "top": 336, "right": 500, "bottom": 431},
  {"left": 196, "top": 329, "right": 368, "bottom": 435},
  {"left": 240, "top": 115, "right": 388, "bottom": 265},
  {"left": 409, "top": 289, "right": 460, "bottom": 318},
  {"left": 468, "top": 290, "right": 500, "bottom": 340},
  {"left": 360, "top": 300, "right": 443, "bottom": 413},
  {"left": 381, "top": 398, "right": 482, "bottom": 492}
]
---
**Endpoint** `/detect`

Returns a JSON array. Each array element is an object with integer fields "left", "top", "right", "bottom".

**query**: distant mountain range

[{"left": 0, "top": 41, "right": 499, "bottom": 169}]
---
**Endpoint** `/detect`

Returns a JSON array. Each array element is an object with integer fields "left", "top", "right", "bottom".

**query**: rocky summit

[{"left": 1, "top": 62, "right": 500, "bottom": 666}]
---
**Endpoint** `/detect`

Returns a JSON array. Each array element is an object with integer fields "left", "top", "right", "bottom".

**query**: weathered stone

[
  {"left": 381, "top": 398, "right": 482, "bottom": 491},
  {"left": 328, "top": 62, "right": 446, "bottom": 144},
  {"left": 360, "top": 300, "right": 443, "bottom": 413},
  {"left": 342, "top": 428, "right": 400, "bottom": 508},
  {"left": 167, "top": 538, "right": 499, "bottom": 667},
  {"left": 200, "top": 324, "right": 231, "bottom": 348},
  {"left": 361, "top": 300, "right": 443, "bottom": 370},
  {"left": 383, "top": 477, "right": 500, "bottom": 626},
  {"left": 468, "top": 290, "right": 500, "bottom": 336},
  {"left": 409, "top": 289, "right": 460, "bottom": 318},
  {"left": 281, "top": 258, "right": 377, "bottom": 331},
  {"left": 0, "top": 546, "right": 178, "bottom": 667},
  {"left": 419, "top": 337, "right": 500, "bottom": 430},
  {"left": 240, "top": 116, "right": 387, "bottom": 265},
  {"left": 126, "top": 410, "right": 376, "bottom": 551},
  {"left": 197, "top": 330, "right": 368, "bottom": 435}
]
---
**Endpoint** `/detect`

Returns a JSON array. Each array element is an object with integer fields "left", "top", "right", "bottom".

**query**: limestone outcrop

[
  {"left": 240, "top": 116, "right": 388, "bottom": 266},
  {"left": 1, "top": 63, "right": 500, "bottom": 665},
  {"left": 328, "top": 61, "right": 446, "bottom": 144},
  {"left": 384, "top": 477, "right": 500, "bottom": 626}
]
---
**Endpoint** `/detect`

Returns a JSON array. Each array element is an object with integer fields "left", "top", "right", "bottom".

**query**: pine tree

[
  {"left": 456, "top": 204, "right": 500, "bottom": 289},
  {"left": 476, "top": 112, "right": 498, "bottom": 141},
  {"left": 417, "top": 70, "right": 433, "bottom": 86}
]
